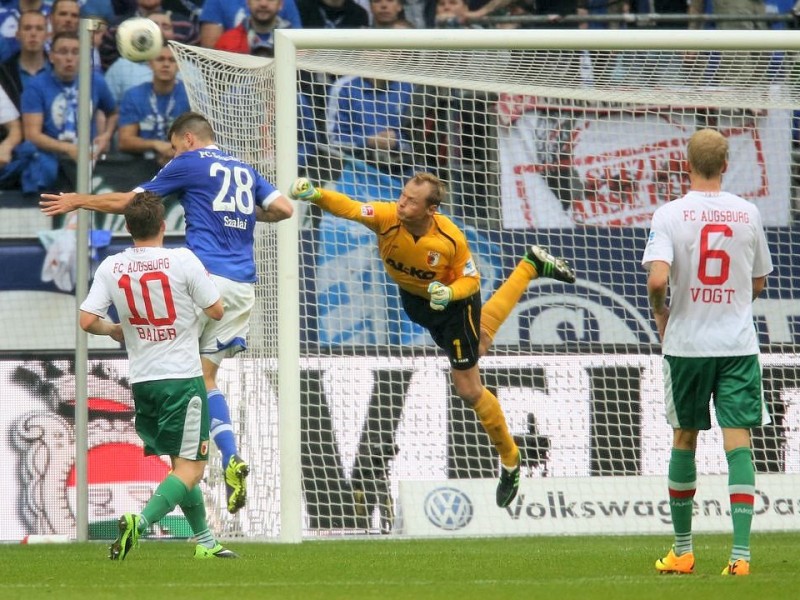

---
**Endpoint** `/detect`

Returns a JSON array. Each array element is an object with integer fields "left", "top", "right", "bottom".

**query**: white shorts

[{"left": 199, "top": 275, "right": 255, "bottom": 363}]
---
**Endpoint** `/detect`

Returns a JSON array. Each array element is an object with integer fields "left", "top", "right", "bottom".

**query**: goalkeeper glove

[
  {"left": 290, "top": 177, "right": 321, "bottom": 202},
  {"left": 427, "top": 282, "right": 452, "bottom": 311}
]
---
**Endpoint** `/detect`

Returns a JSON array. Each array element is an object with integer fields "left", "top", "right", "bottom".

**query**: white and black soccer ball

[{"left": 115, "top": 17, "right": 164, "bottom": 63}]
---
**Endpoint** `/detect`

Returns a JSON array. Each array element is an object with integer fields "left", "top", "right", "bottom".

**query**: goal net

[{"left": 171, "top": 30, "right": 800, "bottom": 541}]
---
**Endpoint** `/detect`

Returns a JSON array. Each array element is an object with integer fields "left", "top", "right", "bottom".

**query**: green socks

[
  {"left": 180, "top": 485, "right": 217, "bottom": 549},
  {"left": 139, "top": 474, "right": 189, "bottom": 533},
  {"left": 727, "top": 446, "right": 755, "bottom": 562},
  {"left": 668, "top": 448, "right": 697, "bottom": 556}
]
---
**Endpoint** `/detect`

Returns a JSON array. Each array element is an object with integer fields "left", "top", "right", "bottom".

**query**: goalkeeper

[{"left": 291, "top": 172, "right": 576, "bottom": 507}]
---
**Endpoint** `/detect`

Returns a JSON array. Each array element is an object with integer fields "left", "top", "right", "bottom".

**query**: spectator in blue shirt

[
  {"left": 0, "top": 10, "right": 49, "bottom": 111},
  {"left": 118, "top": 45, "right": 189, "bottom": 167},
  {"left": 0, "top": 0, "right": 48, "bottom": 63},
  {"left": 327, "top": 75, "right": 414, "bottom": 177},
  {"left": 199, "top": 0, "right": 302, "bottom": 48},
  {"left": 21, "top": 31, "right": 117, "bottom": 192}
]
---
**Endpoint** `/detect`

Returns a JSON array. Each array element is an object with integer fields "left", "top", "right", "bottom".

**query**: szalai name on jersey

[{"left": 136, "top": 145, "right": 282, "bottom": 283}]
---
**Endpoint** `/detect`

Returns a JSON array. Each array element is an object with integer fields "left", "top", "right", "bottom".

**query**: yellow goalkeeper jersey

[{"left": 315, "top": 190, "right": 480, "bottom": 300}]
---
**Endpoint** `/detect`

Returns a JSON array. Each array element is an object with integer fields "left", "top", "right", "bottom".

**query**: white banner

[
  {"left": 498, "top": 102, "right": 792, "bottom": 228},
  {"left": 399, "top": 474, "right": 800, "bottom": 536}
]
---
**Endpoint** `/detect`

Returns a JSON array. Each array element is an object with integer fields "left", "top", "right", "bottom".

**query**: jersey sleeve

[
  {"left": 315, "top": 189, "right": 396, "bottom": 233},
  {"left": 180, "top": 249, "right": 221, "bottom": 309},
  {"left": 443, "top": 226, "right": 480, "bottom": 300},
  {"left": 255, "top": 173, "right": 281, "bottom": 210},
  {"left": 135, "top": 155, "right": 188, "bottom": 196},
  {"left": 94, "top": 72, "right": 116, "bottom": 113},
  {"left": 117, "top": 86, "right": 141, "bottom": 128},
  {"left": 79, "top": 259, "right": 114, "bottom": 317},
  {"left": 641, "top": 208, "right": 673, "bottom": 269},
  {"left": 751, "top": 208, "right": 774, "bottom": 279},
  {"left": 20, "top": 78, "right": 44, "bottom": 115},
  {"left": 199, "top": 0, "right": 224, "bottom": 24}
]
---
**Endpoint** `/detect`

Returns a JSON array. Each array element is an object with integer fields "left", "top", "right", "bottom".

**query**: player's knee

[
  {"left": 173, "top": 458, "right": 207, "bottom": 489},
  {"left": 454, "top": 381, "right": 483, "bottom": 405}
]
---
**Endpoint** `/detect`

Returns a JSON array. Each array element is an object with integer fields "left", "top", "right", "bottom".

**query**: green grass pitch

[{"left": 1, "top": 533, "right": 799, "bottom": 600}]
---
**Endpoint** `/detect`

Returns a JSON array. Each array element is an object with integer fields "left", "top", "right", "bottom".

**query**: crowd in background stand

[{"left": 0, "top": 0, "right": 796, "bottom": 223}]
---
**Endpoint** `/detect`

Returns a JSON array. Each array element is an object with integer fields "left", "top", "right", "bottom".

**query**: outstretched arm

[
  {"left": 290, "top": 178, "right": 374, "bottom": 223},
  {"left": 40, "top": 190, "right": 137, "bottom": 216}
]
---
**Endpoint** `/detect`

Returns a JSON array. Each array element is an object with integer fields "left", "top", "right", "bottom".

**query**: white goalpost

[{"left": 170, "top": 29, "right": 800, "bottom": 542}]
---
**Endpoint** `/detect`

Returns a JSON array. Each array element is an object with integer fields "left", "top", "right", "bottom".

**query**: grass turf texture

[{"left": 1, "top": 533, "right": 798, "bottom": 600}]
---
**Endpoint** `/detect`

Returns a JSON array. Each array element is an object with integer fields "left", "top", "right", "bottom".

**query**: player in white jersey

[
  {"left": 41, "top": 111, "right": 294, "bottom": 514},
  {"left": 642, "top": 129, "right": 773, "bottom": 577},
  {"left": 80, "top": 192, "right": 236, "bottom": 560}
]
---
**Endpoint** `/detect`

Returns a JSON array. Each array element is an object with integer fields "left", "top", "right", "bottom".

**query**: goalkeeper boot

[
  {"left": 109, "top": 513, "right": 141, "bottom": 561},
  {"left": 496, "top": 451, "right": 521, "bottom": 508},
  {"left": 194, "top": 543, "right": 240, "bottom": 559},
  {"left": 721, "top": 559, "right": 750, "bottom": 576},
  {"left": 524, "top": 245, "right": 576, "bottom": 283},
  {"left": 655, "top": 547, "right": 695, "bottom": 574},
  {"left": 225, "top": 454, "right": 250, "bottom": 514}
]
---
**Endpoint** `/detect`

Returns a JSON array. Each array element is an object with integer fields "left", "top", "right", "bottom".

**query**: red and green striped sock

[
  {"left": 726, "top": 446, "right": 755, "bottom": 562},
  {"left": 668, "top": 447, "right": 696, "bottom": 556}
]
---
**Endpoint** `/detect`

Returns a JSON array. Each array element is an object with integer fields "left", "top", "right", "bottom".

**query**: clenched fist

[{"left": 290, "top": 177, "right": 321, "bottom": 202}]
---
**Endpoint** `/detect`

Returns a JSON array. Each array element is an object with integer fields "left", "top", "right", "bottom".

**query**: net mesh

[{"left": 170, "top": 40, "right": 799, "bottom": 539}]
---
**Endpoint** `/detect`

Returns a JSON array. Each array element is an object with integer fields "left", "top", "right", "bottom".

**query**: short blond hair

[
  {"left": 409, "top": 172, "right": 446, "bottom": 207},
  {"left": 687, "top": 129, "right": 728, "bottom": 179}
]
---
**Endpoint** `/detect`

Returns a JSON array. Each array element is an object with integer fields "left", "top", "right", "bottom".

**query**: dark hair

[
  {"left": 409, "top": 172, "right": 446, "bottom": 207},
  {"left": 167, "top": 111, "right": 215, "bottom": 142},
  {"left": 50, "top": 31, "right": 79, "bottom": 48},
  {"left": 125, "top": 192, "right": 165, "bottom": 240},
  {"left": 51, "top": 0, "right": 79, "bottom": 11}
]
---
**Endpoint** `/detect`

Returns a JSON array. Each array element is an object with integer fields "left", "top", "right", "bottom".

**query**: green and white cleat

[{"left": 194, "top": 543, "right": 239, "bottom": 559}]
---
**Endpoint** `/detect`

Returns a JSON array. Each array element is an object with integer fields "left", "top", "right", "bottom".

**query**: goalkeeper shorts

[{"left": 401, "top": 289, "right": 481, "bottom": 370}]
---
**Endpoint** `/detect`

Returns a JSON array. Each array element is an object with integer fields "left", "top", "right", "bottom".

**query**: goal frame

[{"left": 272, "top": 28, "right": 800, "bottom": 543}]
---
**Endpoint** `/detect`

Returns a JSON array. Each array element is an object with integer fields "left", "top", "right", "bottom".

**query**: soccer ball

[{"left": 115, "top": 17, "right": 164, "bottom": 63}]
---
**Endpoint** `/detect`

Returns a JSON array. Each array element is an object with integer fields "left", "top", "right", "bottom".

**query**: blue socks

[{"left": 207, "top": 388, "right": 237, "bottom": 467}]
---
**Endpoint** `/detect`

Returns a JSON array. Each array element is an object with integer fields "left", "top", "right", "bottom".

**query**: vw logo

[{"left": 424, "top": 487, "right": 474, "bottom": 531}]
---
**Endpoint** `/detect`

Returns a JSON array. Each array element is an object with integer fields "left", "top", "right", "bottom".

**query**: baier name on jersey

[{"left": 134, "top": 326, "right": 177, "bottom": 342}]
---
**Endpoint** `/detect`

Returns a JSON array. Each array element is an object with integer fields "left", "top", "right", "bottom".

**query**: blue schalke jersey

[{"left": 137, "top": 145, "right": 279, "bottom": 283}]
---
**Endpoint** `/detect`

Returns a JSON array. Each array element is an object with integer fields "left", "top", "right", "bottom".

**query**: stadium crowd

[{"left": 0, "top": 0, "right": 795, "bottom": 208}]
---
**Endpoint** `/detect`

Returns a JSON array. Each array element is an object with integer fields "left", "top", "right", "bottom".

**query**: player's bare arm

[
  {"left": 255, "top": 195, "right": 294, "bottom": 223},
  {"left": 39, "top": 191, "right": 137, "bottom": 216},
  {"left": 647, "top": 260, "right": 670, "bottom": 341},
  {"left": 203, "top": 298, "right": 225, "bottom": 321},
  {"left": 752, "top": 275, "right": 766, "bottom": 301},
  {"left": 79, "top": 310, "right": 124, "bottom": 343}
]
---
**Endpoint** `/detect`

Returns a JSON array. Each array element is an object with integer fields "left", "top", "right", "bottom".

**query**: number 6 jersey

[
  {"left": 642, "top": 190, "right": 773, "bottom": 357},
  {"left": 81, "top": 246, "right": 221, "bottom": 383}
]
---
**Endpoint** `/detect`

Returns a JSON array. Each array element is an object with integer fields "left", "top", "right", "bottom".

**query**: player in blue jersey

[{"left": 40, "top": 111, "right": 294, "bottom": 515}]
